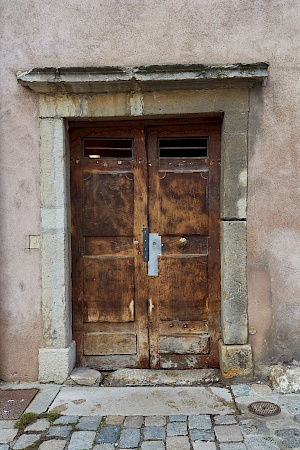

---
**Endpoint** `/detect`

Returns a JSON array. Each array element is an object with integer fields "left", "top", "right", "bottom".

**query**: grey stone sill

[{"left": 17, "top": 62, "right": 269, "bottom": 94}]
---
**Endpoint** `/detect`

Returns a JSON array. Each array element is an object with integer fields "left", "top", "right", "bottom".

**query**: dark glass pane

[
  {"left": 84, "top": 138, "right": 133, "bottom": 158},
  {"left": 159, "top": 138, "right": 207, "bottom": 158}
]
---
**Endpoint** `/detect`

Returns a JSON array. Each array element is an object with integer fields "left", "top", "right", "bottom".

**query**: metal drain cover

[
  {"left": 248, "top": 401, "right": 281, "bottom": 416},
  {"left": 0, "top": 389, "right": 39, "bottom": 420}
]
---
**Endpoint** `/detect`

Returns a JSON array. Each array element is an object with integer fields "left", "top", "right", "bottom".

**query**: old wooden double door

[{"left": 70, "top": 119, "right": 221, "bottom": 370}]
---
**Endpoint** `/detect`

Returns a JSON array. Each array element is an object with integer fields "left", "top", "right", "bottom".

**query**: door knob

[{"left": 178, "top": 237, "right": 188, "bottom": 248}]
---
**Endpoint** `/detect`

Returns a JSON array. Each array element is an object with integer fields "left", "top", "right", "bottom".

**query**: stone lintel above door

[{"left": 17, "top": 62, "right": 268, "bottom": 94}]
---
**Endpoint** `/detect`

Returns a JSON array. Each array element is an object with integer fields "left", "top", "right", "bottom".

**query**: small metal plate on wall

[
  {"left": 148, "top": 233, "right": 162, "bottom": 276},
  {"left": 0, "top": 389, "right": 39, "bottom": 420},
  {"left": 248, "top": 401, "right": 281, "bottom": 416}
]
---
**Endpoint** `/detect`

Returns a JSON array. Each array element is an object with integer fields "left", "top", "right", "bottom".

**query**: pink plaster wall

[{"left": 1, "top": 0, "right": 300, "bottom": 379}]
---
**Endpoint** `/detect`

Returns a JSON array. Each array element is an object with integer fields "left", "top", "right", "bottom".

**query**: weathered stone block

[
  {"left": 40, "top": 118, "right": 67, "bottom": 208},
  {"left": 70, "top": 367, "right": 103, "bottom": 386},
  {"left": 41, "top": 207, "right": 66, "bottom": 232},
  {"left": 269, "top": 363, "right": 300, "bottom": 393},
  {"left": 39, "top": 87, "right": 249, "bottom": 119},
  {"left": 221, "top": 221, "right": 248, "bottom": 345},
  {"left": 39, "top": 341, "right": 76, "bottom": 383},
  {"left": 219, "top": 341, "right": 253, "bottom": 378},
  {"left": 40, "top": 93, "right": 130, "bottom": 118},
  {"left": 41, "top": 231, "right": 71, "bottom": 348},
  {"left": 143, "top": 89, "right": 249, "bottom": 117},
  {"left": 221, "top": 133, "right": 247, "bottom": 220},
  {"left": 222, "top": 112, "right": 248, "bottom": 134},
  {"left": 104, "top": 368, "right": 220, "bottom": 386}
]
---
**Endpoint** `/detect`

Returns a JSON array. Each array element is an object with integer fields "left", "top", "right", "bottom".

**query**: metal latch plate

[{"left": 148, "top": 233, "right": 162, "bottom": 276}]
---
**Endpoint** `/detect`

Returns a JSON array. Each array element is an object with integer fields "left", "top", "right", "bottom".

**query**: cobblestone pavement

[
  {"left": 1, "top": 383, "right": 300, "bottom": 449},
  {"left": 1, "top": 410, "right": 300, "bottom": 450}
]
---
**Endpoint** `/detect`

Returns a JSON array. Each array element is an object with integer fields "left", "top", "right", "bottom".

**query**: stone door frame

[{"left": 17, "top": 64, "right": 268, "bottom": 382}]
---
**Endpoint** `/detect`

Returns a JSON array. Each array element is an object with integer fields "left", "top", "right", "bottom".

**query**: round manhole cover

[{"left": 248, "top": 401, "right": 281, "bottom": 416}]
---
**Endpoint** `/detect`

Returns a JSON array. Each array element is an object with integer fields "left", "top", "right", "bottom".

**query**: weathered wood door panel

[
  {"left": 70, "top": 125, "right": 149, "bottom": 369},
  {"left": 70, "top": 120, "right": 221, "bottom": 369},
  {"left": 147, "top": 125, "right": 221, "bottom": 368}
]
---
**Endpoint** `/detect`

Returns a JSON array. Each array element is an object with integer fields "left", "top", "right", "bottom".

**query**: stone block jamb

[
  {"left": 17, "top": 64, "right": 268, "bottom": 381},
  {"left": 38, "top": 117, "right": 75, "bottom": 383}
]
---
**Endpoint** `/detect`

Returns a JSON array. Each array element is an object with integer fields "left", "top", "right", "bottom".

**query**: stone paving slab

[
  {"left": 13, "top": 434, "right": 40, "bottom": 449},
  {"left": 189, "top": 414, "right": 212, "bottom": 429},
  {"left": 166, "top": 435, "right": 190, "bottom": 449},
  {"left": 0, "top": 430, "right": 18, "bottom": 444},
  {"left": 141, "top": 442, "right": 165, "bottom": 450},
  {"left": 119, "top": 428, "right": 141, "bottom": 448},
  {"left": 144, "top": 425, "right": 166, "bottom": 440},
  {"left": 47, "top": 425, "right": 72, "bottom": 438},
  {"left": 39, "top": 440, "right": 67, "bottom": 450},
  {"left": 219, "top": 444, "right": 246, "bottom": 450},
  {"left": 95, "top": 425, "right": 121, "bottom": 444},
  {"left": 54, "top": 415, "right": 79, "bottom": 425},
  {"left": 25, "top": 384, "right": 61, "bottom": 414},
  {"left": 167, "top": 421, "right": 188, "bottom": 436},
  {"left": 68, "top": 431, "right": 96, "bottom": 450},
  {"left": 0, "top": 421, "right": 16, "bottom": 430},
  {"left": 244, "top": 435, "right": 281, "bottom": 449},
  {"left": 214, "top": 424, "right": 243, "bottom": 442},
  {"left": 124, "top": 415, "right": 144, "bottom": 428},
  {"left": 24, "top": 418, "right": 50, "bottom": 432},
  {"left": 50, "top": 386, "right": 237, "bottom": 416},
  {"left": 193, "top": 443, "right": 217, "bottom": 450},
  {"left": 93, "top": 445, "right": 114, "bottom": 450},
  {"left": 214, "top": 414, "right": 237, "bottom": 425},
  {"left": 76, "top": 416, "right": 102, "bottom": 430}
]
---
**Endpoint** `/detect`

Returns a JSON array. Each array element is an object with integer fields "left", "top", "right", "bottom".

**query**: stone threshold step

[
  {"left": 104, "top": 369, "right": 221, "bottom": 387},
  {"left": 66, "top": 368, "right": 221, "bottom": 387}
]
